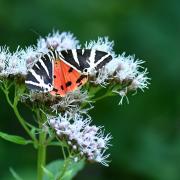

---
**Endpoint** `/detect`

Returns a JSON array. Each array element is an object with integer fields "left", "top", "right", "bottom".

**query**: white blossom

[
  {"left": 106, "top": 53, "right": 144, "bottom": 80},
  {"left": 0, "top": 46, "right": 10, "bottom": 73},
  {"left": 130, "top": 69, "right": 150, "bottom": 91},
  {"left": 37, "top": 30, "right": 80, "bottom": 53},
  {"left": 51, "top": 89, "right": 92, "bottom": 113},
  {"left": 105, "top": 53, "right": 149, "bottom": 90},
  {"left": 48, "top": 112, "right": 112, "bottom": 166},
  {"left": 85, "top": 37, "right": 115, "bottom": 57},
  {"left": 113, "top": 88, "right": 129, "bottom": 105},
  {"left": 0, "top": 47, "right": 27, "bottom": 76},
  {"left": 91, "top": 67, "right": 110, "bottom": 87},
  {"left": 21, "top": 46, "right": 40, "bottom": 69}
]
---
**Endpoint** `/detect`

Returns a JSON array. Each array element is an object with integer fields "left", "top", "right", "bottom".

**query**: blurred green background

[{"left": 0, "top": 0, "right": 180, "bottom": 179}]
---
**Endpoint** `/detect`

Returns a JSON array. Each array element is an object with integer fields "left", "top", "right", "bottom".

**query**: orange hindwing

[{"left": 50, "top": 60, "right": 87, "bottom": 96}]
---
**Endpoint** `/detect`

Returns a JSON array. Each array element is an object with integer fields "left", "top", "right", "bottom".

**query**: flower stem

[
  {"left": 1, "top": 86, "right": 37, "bottom": 142},
  {"left": 37, "top": 130, "right": 47, "bottom": 180},
  {"left": 57, "top": 158, "right": 71, "bottom": 180},
  {"left": 13, "top": 104, "right": 37, "bottom": 142},
  {"left": 36, "top": 108, "right": 47, "bottom": 180},
  {"left": 92, "top": 91, "right": 115, "bottom": 102}
]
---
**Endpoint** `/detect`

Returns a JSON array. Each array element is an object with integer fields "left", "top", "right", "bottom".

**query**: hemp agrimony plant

[{"left": 0, "top": 30, "right": 150, "bottom": 180}]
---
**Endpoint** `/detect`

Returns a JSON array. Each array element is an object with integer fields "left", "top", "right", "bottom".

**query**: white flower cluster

[
  {"left": 85, "top": 37, "right": 115, "bottom": 58},
  {"left": 21, "top": 46, "right": 41, "bottom": 69},
  {"left": 48, "top": 113, "right": 112, "bottom": 166},
  {"left": 37, "top": 31, "right": 80, "bottom": 53},
  {"left": 51, "top": 89, "right": 92, "bottom": 113},
  {"left": 106, "top": 53, "right": 150, "bottom": 90},
  {"left": 84, "top": 38, "right": 150, "bottom": 104},
  {"left": 0, "top": 31, "right": 80, "bottom": 76},
  {"left": 105, "top": 53, "right": 149, "bottom": 88},
  {"left": 0, "top": 46, "right": 27, "bottom": 76},
  {"left": 85, "top": 39, "right": 150, "bottom": 90}
]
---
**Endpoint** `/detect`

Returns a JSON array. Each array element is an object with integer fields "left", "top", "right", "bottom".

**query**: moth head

[
  {"left": 43, "top": 83, "right": 53, "bottom": 92},
  {"left": 83, "top": 67, "right": 97, "bottom": 76},
  {"left": 82, "top": 68, "right": 89, "bottom": 75}
]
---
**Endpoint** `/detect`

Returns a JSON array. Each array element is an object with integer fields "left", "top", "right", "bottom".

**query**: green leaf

[
  {"left": 43, "top": 159, "right": 85, "bottom": 180},
  {"left": 63, "top": 159, "right": 85, "bottom": 180},
  {"left": 43, "top": 160, "right": 63, "bottom": 180},
  {"left": 0, "top": 131, "right": 32, "bottom": 145},
  {"left": 9, "top": 168, "right": 23, "bottom": 180},
  {"left": 42, "top": 166, "right": 54, "bottom": 180}
]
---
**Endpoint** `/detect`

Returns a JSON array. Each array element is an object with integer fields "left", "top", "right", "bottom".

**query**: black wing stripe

[
  {"left": 61, "top": 50, "right": 83, "bottom": 71},
  {"left": 41, "top": 55, "right": 53, "bottom": 79},
  {"left": 76, "top": 49, "right": 91, "bottom": 70},
  {"left": 48, "top": 50, "right": 56, "bottom": 59},
  {"left": 60, "top": 49, "right": 91, "bottom": 72},
  {"left": 26, "top": 83, "right": 44, "bottom": 91},
  {"left": 26, "top": 69, "right": 53, "bottom": 92},
  {"left": 32, "top": 61, "right": 52, "bottom": 84},
  {"left": 26, "top": 71, "right": 39, "bottom": 84},
  {"left": 96, "top": 54, "right": 112, "bottom": 70},
  {"left": 25, "top": 51, "right": 54, "bottom": 92},
  {"left": 94, "top": 51, "right": 108, "bottom": 64},
  {"left": 39, "top": 58, "right": 50, "bottom": 77}
]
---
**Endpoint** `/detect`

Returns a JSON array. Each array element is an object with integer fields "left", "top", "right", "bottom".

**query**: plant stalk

[
  {"left": 37, "top": 130, "right": 47, "bottom": 180},
  {"left": 57, "top": 158, "right": 71, "bottom": 180}
]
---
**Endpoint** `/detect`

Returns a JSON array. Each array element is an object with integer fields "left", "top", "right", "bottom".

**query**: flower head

[
  {"left": 90, "top": 67, "right": 110, "bottom": 87},
  {"left": 37, "top": 30, "right": 80, "bottom": 53},
  {"left": 48, "top": 112, "right": 112, "bottom": 166},
  {"left": 51, "top": 89, "right": 92, "bottom": 113},
  {"left": 105, "top": 53, "right": 144, "bottom": 80},
  {"left": 0, "top": 46, "right": 10, "bottom": 73},
  {"left": 85, "top": 37, "right": 115, "bottom": 57},
  {"left": 21, "top": 46, "right": 40, "bottom": 69},
  {"left": 0, "top": 47, "right": 27, "bottom": 76}
]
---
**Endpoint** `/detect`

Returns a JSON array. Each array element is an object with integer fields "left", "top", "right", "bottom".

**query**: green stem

[
  {"left": 57, "top": 158, "right": 71, "bottom": 180},
  {"left": 13, "top": 105, "right": 37, "bottom": 142},
  {"left": 36, "top": 108, "right": 47, "bottom": 180},
  {"left": 92, "top": 91, "right": 115, "bottom": 102},
  {"left": 88, "top": 85, "right": 102, "bottom": 97},
  {"left": 1, "top": 82, "right": 48, "bottom": 180},
  {"left": 37, "top": 130, "right": 47, "bottom": 180},
  {"left": 1, "top": 88, "right": 13, "bottom": 108},
  {"left": 61, "top": 145, "right": 67, "bottom": 160},
  {"left": 2, "top": 87, "right": 37, "bottom": 142}
]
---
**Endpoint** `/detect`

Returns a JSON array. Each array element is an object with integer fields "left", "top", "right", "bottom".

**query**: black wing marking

[
  {"left": 59, "top": 49, "right": 112, "bottom": 73},
  {"left": 25, "top": 51, "right": 57, "bottom": 92}
]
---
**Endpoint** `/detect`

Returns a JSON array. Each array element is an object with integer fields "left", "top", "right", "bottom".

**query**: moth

[{"left": 25, "top": 49, "right": 112, "bottom": 96}]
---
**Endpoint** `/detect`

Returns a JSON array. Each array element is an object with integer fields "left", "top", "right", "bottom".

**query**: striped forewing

[
  {"left": 58, "top": 49, "right": 112, "bottom": 73},
  {"left": 25, "top": 51, "right": 57, "bottom": 92}
]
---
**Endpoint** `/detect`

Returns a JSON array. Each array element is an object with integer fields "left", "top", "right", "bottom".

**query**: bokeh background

[{"left": 0, "top": 0, "right": 180, "bottom": 179}]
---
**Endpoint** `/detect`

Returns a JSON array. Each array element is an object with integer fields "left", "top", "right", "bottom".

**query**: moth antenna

[
  {"left": 48, "top": 46, "right": 56, "bottom": 51},
  {"left": 29, "top": 29, "right": 41, "bottom": 37}
]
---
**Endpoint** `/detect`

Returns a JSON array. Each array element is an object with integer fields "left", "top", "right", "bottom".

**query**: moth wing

[
  {"left": 25, "top": 53, "right": 54, "bottom": 92},
  {"left": 59, "top": 49, "right": 112, "bottom": 73},
  {"left": 50, "top": 60, "right": 87, "bottom": 96}
]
